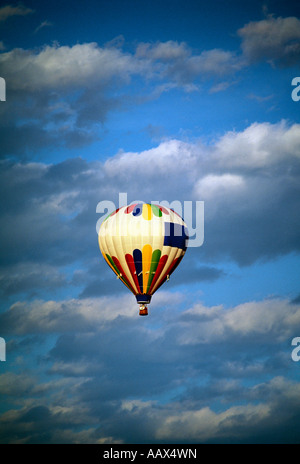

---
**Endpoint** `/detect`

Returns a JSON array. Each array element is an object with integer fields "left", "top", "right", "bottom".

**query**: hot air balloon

[{"left": 98, "top": 203, "right": 189, "bottom": 316}]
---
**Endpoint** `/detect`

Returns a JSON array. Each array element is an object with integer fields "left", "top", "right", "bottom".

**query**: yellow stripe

[
  {"left": 142, "top": 244, "right": 152, "bottom": 292},
  {"left": 142, "top": 203, "right": 152, "bottom": 220}
]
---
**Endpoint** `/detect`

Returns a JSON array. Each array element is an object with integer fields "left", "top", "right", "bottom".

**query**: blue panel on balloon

[
  {"left": 163, "top": 223, "right": 188, "bottom": 250},
  {"left": 136, "top": 294, "right": 152, "bottom": 304},
  {"left": 133, "top": 248, "right": 143, "bottom": 292}
]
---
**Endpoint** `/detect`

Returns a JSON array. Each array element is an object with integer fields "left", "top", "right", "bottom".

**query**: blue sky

[{"left": 1, "top": 0, "right": 300, "bottom": 444}]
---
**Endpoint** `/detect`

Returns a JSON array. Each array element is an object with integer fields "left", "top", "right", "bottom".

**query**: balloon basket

[{"left": 139, "top": 304, "right": 148, "bottom": 316}]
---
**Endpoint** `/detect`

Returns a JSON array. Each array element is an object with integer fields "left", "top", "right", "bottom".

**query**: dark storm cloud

[
  {"left": 49, "top": 327, "right": 190, "bottom": 401},
  {"left": 0, "top": 263, "right": 67, "bottom": 297},
  {"left": 1, "top": 294, "right": 300, "bottom": 443},
  {"left": 0, "top": 157, "right": 101, "bottom": 267},
  {"left": 1, "top": 376, "right": 300, "bottom": 444},
  {"left": 45, "top": 298, "right": 295, "bottom": 418}
]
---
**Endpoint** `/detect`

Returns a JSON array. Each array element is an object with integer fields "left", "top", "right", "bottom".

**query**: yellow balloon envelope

[{"left": 98, "top": 203, "right": 189, "bottom": 315}]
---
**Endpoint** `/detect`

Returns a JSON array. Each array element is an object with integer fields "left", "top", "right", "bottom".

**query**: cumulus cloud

[
  {"left": 0, "top": 120, "right": 300, "bottom": 301},
  {"left": 103, "top": 121, "right": 300, "bottom": 264},
  {"left": 195, "top": 174, "right": 245, "bottom": 199},
  {"left": 178, "top": 298, "right": 300, "bottom": 345},
  {"left": 136, "top": 40, "right": 242, "bottom": 86},
  {"left": 188, "top": 49, "right": 242, "bottom": 76},
  {"left": 238, "top": 15, "right": 300, "bottom": 67},
  {"left": 0, "top": 38, "right": 245, "bottom": 157},
  {"left": 0, "top": 295, "right": 137, "bottom": 335},
  {"left": 2, "top": 293, "right": 300, "bottom": 344},
  {"left": 0, "top": 39, "right": 241, "bottom": 98},
  {"left": 1, "top": 14, "right": 299, "bottom": 159},
  {"left": 136, "top": 40, "right": 189, "bottom": 62},
  {"left": 0, "top": 43, "right": 140, "bottom": 91},
  {"left": 104, "top": 139, "right": 199, "bottom": 181},
  {"left": 0, "top": 42, "right": 146, "bottom": 156},
  {"left": 214, "top": 121, "right": 300, "bottom": 168}
]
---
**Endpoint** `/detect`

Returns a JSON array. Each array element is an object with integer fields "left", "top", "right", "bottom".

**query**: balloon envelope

[{"left": 98, "top": 203, "right": 189, "bottom": 314}]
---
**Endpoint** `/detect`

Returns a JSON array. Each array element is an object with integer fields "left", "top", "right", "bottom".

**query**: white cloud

[
  {"left": 104, "top": 139, "right": 199, "bottom": 180},
  {"left": 136, "top": 40, "right": 189, "bottom": 62},
  {"left": 224, "top": 299, "right": 300, "bottom": 341},
  {"left": 0, "top": 295, "right": 140, "bottom": 335},
  {"left": 0, "top": 40, "right": 240, "bottom": 96},
  {"left": 104, "top": 120, "right": 300, "bottom": 178},
  {"left": 107, "top": 376, "right": 300, "bottom": 443},
  {"left": 178, "top": 298, "right": 300, "bottom": 345},
  {"left": 2, "top": 292, "right": 300, "bottom": 348},
  {"left": 136, "top": 41, "right": 242, "bottom": 82},
  {"left": 155, "top": 403, "right": 270, "bottom": 441},
  {"left": 195, "top": 173, "right": 245, "bottom": 199},
  {"left": 101, "top": 122, "right": 300, "bottom": 264},
  {"left": 215, "top": 121, "right": 300, "bottom": 168},
  {"left": 0, "top": 43, "right": 141, "bottom": 91},
  {"left": 238, "top": 16, "right": 300, "bottom": 66},
  {"left": 188, "top": 49, "right": 242, "bottom": 75},
  {"left": 0, "top": 38, "right": 243, "bottom": 155},
  {"left": 0, "top": 120, "right": 299, "bottom": 278}
]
